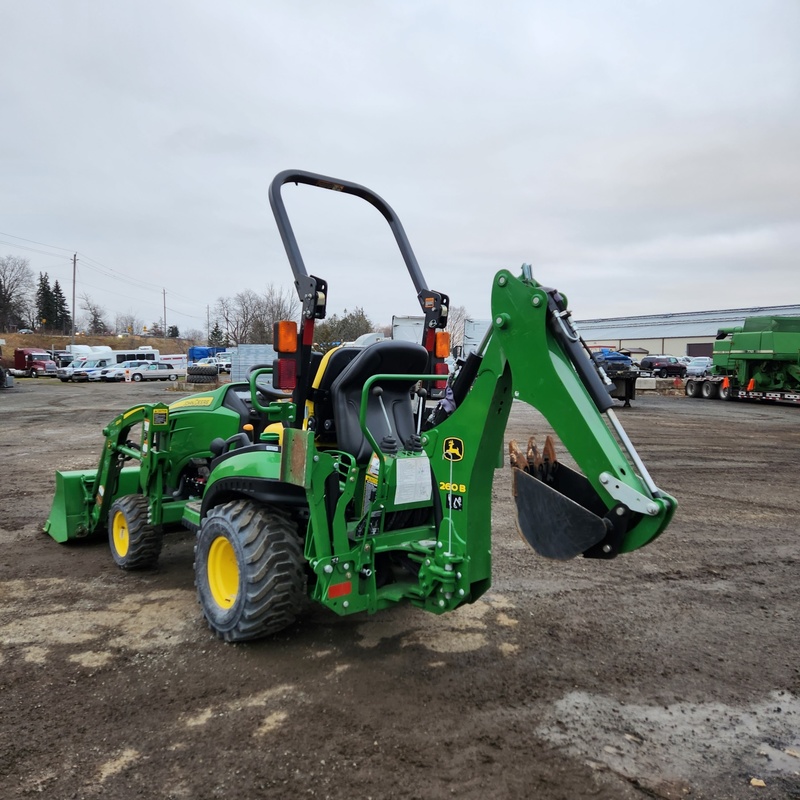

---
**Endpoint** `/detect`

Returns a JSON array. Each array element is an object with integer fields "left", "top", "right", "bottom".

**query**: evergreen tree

[
  {"left": 208, "top": 321, "right": 225, "bottom": 347},
  {"left": 35, "top": 273, "right": 56, "bottom": 332},
  {"left": 167, "top": 325, "right": 180, "bottom": 338},
  {"left": 52, "top": 280, "right": 72, "bottom": 334}
]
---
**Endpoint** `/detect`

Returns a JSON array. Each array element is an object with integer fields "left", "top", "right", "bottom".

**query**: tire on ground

[
  {"left": 108, "top": 494, "right": 163, "bottom": 569},
  {"left": 701, "top": 380, "right": 719, "bottom": 399},
  {"left": 685, "top": 379, "right": 700, "bottom": 398},
  {"left": 187, "top": 365, "right": 219, "bottom": 384},
  {"left": 718, "top": 382, "right": 733, "bottom": 401},
  {"left": 195, "top": 500, "right": 305, "bottom": 642}
]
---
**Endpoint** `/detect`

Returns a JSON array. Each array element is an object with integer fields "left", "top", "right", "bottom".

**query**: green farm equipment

[
  {"left": 684, "top": 315, "right": 800, "bottom": 403},
  {"left": 45, "top": 170, "right": 676, "bottom": 642}
]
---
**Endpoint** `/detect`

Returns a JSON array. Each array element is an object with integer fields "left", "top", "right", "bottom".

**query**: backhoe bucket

[
  {"left": 512, "top": 463, "right": 614, "bottom": 560},
  {"left": 44, "top": 466, "right": 141, "bottom": 542}
]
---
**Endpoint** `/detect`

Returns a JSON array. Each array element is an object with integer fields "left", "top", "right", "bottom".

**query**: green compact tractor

[{"left": 45, "top": 170, "right": 677, "bottom": 642}]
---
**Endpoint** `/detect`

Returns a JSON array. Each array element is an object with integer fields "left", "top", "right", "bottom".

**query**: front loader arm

[
  {"left": 45, "top": 403, "right": 170, "bottom": 541},
  {"left": 430, "top": 268, "right": 675, "bottom": 561}
]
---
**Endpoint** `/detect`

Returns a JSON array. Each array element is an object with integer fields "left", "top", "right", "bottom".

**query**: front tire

[
  {"left": 719, "top": 382, "right": 733, "bottom": 401},
  {"left": 109, "top": 495, "right": 162, "bottom": 569},
  {"left": 195, "top": 500, "right": 305, "bottom": 642},
  {"left": 132, "top": 373, "right": 143, "bottom": 382}
]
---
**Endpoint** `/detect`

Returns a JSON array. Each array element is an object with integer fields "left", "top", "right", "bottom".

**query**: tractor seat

[
  {"left": 221, "top": 383, "right": 261, "bottom": 432},
  {"left": 330, "top": 340, "right": 429, "bottom": 464}
]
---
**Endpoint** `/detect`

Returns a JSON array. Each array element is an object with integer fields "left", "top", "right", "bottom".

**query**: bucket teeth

[
  {"left": 512, "top": 435, "right": 560, "bottom": 482},
  {"left": 526, "top": 436, "right": 541, "bottom": 472}
]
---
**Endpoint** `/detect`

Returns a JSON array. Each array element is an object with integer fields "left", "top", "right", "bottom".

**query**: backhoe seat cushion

[{"left": 330, "top": 340, "right": 429, "bottom": 464}]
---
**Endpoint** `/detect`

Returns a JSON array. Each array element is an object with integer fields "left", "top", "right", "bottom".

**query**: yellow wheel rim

[
  {"left": 112, "top": 511, "right": 130, "bottom": 557},
  {"left": 208, "top": 536, "right": 239, "bottom": 609}
]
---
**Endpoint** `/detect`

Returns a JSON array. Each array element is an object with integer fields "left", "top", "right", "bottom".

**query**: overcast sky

[{"left": 1, "top": 1, "right": 798, "bottom": 335}]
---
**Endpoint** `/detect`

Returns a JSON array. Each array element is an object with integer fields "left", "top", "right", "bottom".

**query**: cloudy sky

[{"left": 1, "top": 1, "right": 798, "bottom": 335}]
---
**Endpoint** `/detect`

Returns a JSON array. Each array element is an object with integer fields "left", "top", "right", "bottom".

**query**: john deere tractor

[{"left": 45, "top": 170, "right": 676, "bottom": 642}]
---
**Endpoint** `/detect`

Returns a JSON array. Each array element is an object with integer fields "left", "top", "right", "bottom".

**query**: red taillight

[
  {"left": 433, "top": 361, "right": 449, "bottom": 390},
  {"left": 327, "top": 581, "right": 352, "bottom": 599},
  {"left": 273, "top": 358, "right": 297, "bottom": 390}
]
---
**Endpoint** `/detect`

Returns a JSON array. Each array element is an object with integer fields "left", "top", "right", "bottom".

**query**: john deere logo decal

[{"left": 443, "top": 437, "right": 463, "bottom": 461}]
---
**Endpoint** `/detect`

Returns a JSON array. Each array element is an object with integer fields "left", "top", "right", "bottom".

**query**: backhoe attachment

[{"left": 431, "top": 266, "right": 676, "bottom": 562}]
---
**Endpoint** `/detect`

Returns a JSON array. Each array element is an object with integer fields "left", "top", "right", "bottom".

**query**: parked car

[
  {"left": 127, "top": 361, "right": 186, "bottom": 382},
  {"left": 71, "top": 359, "right": 113, "bottom": 382},
  {"left": 590, "top": 348, "right": 639, "bottom": 377},
  {"left": 194, "top": 356, "right": 228, "bottom": 374},
  {"left": 215, "top": 354, "right": 232, "bottom": 374},
  {"left": 95, "top": 360, "right": 151, "bottom": 382},
  {"left": 677, "top": 356, "right": 692, "bottom": 366},
  {"left": 639, "top": 355, "right": 687, "bottom": 378},
  {"left": 686, "top": 356, "right": 713, "bottom": 377}
]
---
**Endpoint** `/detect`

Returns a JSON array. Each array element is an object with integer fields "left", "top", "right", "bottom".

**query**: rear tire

[
  {"left": 195, "top": 500, "right": 305, "bottom": 642},
  {"left": 719, "top": 383, "right": 733, "bottom": 401},
  {"left": 657, "top": 368, "right": 668, "bottom": 378},
  {"left": 169, "top": 374, "right": 178, "bottom": 381},
  {"left": 109, "top": 495, "right": 162, "bottom": 569},
  {"left": 685, "top": 379, "right": 700, "bottom": 398},
  {"left": 701, "top": 380, "right": 719, "bottom": 399}
]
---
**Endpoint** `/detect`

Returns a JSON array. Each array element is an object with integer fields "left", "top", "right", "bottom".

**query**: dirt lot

[{"left": 0, "top": 379, "right": 798, "bottom": 799}]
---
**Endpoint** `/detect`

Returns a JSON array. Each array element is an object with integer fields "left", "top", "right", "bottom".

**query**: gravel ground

[{"left": 0, "top": 379, "right": 798, "bottom": 799}]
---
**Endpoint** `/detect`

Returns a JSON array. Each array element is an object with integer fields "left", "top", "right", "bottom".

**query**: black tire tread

[
  {"left": 195, "top": 500, "right": 305, "bottom": 642},
  {"left": 109, "top": 494, "right": 162, "bottom": 569}
]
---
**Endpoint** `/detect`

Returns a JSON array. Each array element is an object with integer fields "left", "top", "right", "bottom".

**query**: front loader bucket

[
  {"left": 44, "top": 466, "right": 142, "bottom": 542},
  {"left": 44, "top": 469, "right": 98, "bottom": 542},
  {"left": 512, "top": 463, "right": 617, "bottom": 560}
]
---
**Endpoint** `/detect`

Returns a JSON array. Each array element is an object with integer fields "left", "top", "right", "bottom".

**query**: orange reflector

[
  {"left": 747, "top": 378, "right": 755, "bottom": 391},
  {"left": 434, "top": 330, "right": 450, "bottom": 358},
  {"left": 273, "top": 358, "right": 297, "bottom": 390},
  {"left": 327, "top": 581, "right": 352, "bottom": 599},
  {"left": 722, "top": 377, "right": 729, "bottom": 389},
  {"left": 274, "top": 321, "right": 298, "bottom": 353}
]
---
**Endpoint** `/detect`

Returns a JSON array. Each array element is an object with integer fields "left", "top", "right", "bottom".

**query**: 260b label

[{"left": 439, "top": 481, "right": 466, "bottom": 493}]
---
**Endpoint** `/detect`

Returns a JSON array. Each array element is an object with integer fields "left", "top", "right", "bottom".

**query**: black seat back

[
  {"left": 330, "top": 340, "right": 429, "bottom": 464},
  {"left": 309, "top": 347, "right": 360, "bottom": 443}
]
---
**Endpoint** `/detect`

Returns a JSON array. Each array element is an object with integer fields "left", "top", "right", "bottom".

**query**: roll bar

[{"left": 268, "top": 170, "right": 448, "bottom": 328}]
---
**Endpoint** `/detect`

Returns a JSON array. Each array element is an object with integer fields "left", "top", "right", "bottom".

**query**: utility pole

[
  {"left": 163, "top": 288, "right": 167, "bottom": 339},
  {"left": 70, "top": 253, "right": 77, "bottom": 347}
]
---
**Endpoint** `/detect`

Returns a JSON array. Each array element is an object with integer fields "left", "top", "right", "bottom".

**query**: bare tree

[
  {"left": 79, "top": 293, "right": 110, "bottom": 335},
  {"left": 115, "top": 312, "right": 143, "bottom": 336},
  {"left": 447, "top": 304, "right": 468, "bottom": 356},
  {"left": 183, "top": 328, "right": 204, "bottom": 342},
  {"left": 215, "top": 283, "right": 300, "bottom": 345},
  {"left": 0, "top": 254, "right": 35, "bottom": 330}
]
